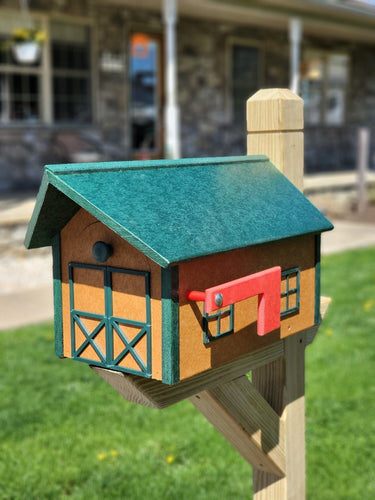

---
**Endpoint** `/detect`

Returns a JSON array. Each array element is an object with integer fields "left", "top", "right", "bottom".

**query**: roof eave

[{"left": 24, "top": 171, "right": 81, "bottom": 250}]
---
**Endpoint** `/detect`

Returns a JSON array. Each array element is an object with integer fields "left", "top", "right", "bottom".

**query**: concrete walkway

[
  {"left": 0, "top": 193, "right": 374, "bottom": 331},
  {"left": 321, "top": 219, "right": 375, "bottom": 254}
]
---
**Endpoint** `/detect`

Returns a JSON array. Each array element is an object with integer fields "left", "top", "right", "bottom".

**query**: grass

[
  {"left": 0, "top": 247, "right": 374, "bottom": 499},
  {"left": 305, "top": 247, "right": 375, "bottom": 499}
]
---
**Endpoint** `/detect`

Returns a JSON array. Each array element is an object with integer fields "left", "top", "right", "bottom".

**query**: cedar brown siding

[{"left": 178, "top": 235, "right": 315, "bottom": 380}]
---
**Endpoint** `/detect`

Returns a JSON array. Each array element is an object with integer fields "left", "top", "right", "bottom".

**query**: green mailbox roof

[{"left": 25, "top": 155, "right": 333, "bottom": 267}]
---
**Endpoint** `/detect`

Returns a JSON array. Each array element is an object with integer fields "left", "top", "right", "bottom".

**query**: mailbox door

[{"left": 68, "top": 263, "right": 151, "bottom": 377}]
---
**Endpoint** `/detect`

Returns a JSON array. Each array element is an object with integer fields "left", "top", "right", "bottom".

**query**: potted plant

[{"left": 10, "top": 27, "right": 46, "bottom": 64}]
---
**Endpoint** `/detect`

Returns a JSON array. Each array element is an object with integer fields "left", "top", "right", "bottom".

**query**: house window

[
  {"left": 281, "top": 268, "right": 300, "bottom": 316},
  {"left": 0, "top": 15, "right": 43, "bottom": 122},
  {"left": 51, "top": 22, "right": 92, "bottom": 123},
  {"left": 0, "top": 14, "right": 92, "bottom": 124},
  {"left": 230, "top": 41, "right": 260, "bottom": 124},
  {"left": 203, "top": 304, "right": 234, "bottom": 344},
  {"left": 301, "top": 52, "right": 349, "bottom": 126}
]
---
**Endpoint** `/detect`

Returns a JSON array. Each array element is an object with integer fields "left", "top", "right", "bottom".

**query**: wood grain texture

[
  {"left": 248, "top": 88, "right": 306, "bottom": 499},
  {"left": 252, "top": 358, "right": 287, "bottom": 497},
  {"left": 284, "top": 333, "right": 306, "bottom": 500},
  {"left": 252, "top": 333, "right": 307, "bottom": 498},
  {"left": 91, "top": 338, "right": 286, "bottom": 408},
  {"left": 247, "top": 89, "right": 304, "bottom": 133},
  {"left": 189, "top": 376, "right": 285, "bottom": 476},
  {"left": 247, "top": 132, "right": 303, "bottom": 190},
  {"left": 247, "top": 88, "right": 304, "bottom": 192}
]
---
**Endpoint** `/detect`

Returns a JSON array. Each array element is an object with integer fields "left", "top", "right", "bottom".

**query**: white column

[
  {"left": 163, "top": 0, "right": 181, "bottom": 159},
  {"left": 289, "top": 18, "right": 302, "bottom": 95}
]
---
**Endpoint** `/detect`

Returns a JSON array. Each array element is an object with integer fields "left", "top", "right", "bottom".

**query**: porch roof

[
  {"left": 107, "top": 0, "right": 375, "bottom": 42},
  {"left": 25, "top": 155, "right": 333, "bottom": 268}
]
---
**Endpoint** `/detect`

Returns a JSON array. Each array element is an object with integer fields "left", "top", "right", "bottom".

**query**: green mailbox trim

[
  {"left": 314, "top": 234, "right": 321, "bottom": 325},
  {"left": 161, "top": 266, "right": 180, "bottom": 384},
  {"left": 52, "top": 233, "right": 64, "bottom": 357}
]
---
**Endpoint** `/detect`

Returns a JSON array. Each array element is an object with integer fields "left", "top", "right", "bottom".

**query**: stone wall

[
  {"left": 178, "top": 18, "right": 289, "bottom": 158},
  {"left": 0, "top": 1, "right": 374, "bottom": 191}
]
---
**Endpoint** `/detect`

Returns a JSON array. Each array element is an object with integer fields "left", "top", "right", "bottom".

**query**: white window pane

[
  {"left": 327, "top": 54, "right": 349, "bottom": 86},
  {"left": 51, "top": 22, "right": 92, "bottom": 123},
  {"left": 301, "top": 51, "right": 349, "bottom": 126}
]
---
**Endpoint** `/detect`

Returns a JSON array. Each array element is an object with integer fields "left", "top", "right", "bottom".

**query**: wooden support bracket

[
  {"left": 189, "top": 376, "right": 286, "bottom": 477},
  {"left": 91, "top": 299, "right": 328, "bottom": 410},
  {"left": 91, "top": 339, "right": 286, "bottom": 408},
  {"left": 92, "top": 289, "right": 330, "bottom": 499}
]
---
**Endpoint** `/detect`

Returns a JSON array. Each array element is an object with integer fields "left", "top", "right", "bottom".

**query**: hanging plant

[{"left": 9, "top": 27, "right": 46, "bottom": 64}]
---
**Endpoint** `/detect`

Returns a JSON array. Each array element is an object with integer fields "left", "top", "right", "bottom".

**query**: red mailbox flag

[{"left": 187, "top": 266, "right": 281, "bottom": 336}]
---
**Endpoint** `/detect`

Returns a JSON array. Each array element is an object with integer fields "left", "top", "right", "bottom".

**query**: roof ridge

[{"left": 46, "top": 155, "right": 268, "bottom": 175}]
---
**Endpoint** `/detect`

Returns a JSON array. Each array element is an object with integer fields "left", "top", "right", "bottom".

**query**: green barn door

[{"left": 69, "top": 263, "right": 151, "bottom": 377}]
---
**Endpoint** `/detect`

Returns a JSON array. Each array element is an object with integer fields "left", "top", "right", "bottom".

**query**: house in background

[{"left": 1, "top": 0, "right": 375, "bottom": 192}]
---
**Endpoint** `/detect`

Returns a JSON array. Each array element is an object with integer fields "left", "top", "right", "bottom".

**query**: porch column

[
  {"left": 163, "top": 0, "right": 181, "bottom": 159},
  {"left": 289, "top": 18, "right": 302, "bottom": 94}
]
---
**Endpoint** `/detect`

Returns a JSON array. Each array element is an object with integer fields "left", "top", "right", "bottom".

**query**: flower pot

[{"left": 12, "top": 42, "right": 41, "bottom": 64}]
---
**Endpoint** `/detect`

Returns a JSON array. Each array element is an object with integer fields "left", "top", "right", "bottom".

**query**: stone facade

[{"left": 0, "top": 0, "right": 374, "bottom": 191}]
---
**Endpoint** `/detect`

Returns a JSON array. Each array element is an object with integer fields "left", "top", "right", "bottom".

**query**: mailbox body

[
  {"left": 58, "top": 210, "right": 318, "bottom": 384},
  {"left": 25, "top": 155, "right": 333, "bottom": 384}
]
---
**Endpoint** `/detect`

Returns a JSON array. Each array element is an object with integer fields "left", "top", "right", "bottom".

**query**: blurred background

[
  {"left": 0, "top": 1, "right": 374, "bottom": 497},
  {"left": 2, "top": 0, "right": 375, "bottom": 327}
]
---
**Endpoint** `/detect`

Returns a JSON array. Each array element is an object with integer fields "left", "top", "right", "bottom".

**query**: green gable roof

[{"left": 25, "top": 155, "right": 333, "bottom": 267}]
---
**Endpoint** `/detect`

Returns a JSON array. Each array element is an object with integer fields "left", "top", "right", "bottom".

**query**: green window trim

[
  {"left": 203, "top": 304, "right": 234, "bottom": 344},
  {"left": 281, "top": 267, "right": 300, "bottom": 316},
  {"left": 69, "top": 262, "right": 151, "bottom": 378}
]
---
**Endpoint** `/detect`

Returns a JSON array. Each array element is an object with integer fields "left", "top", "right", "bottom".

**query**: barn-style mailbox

[
  {"left": 25, "top": 89, "right": 333, "bottom": 499},
  {"left": 25, "top": 154, "right": 332, "bottom": 384}
]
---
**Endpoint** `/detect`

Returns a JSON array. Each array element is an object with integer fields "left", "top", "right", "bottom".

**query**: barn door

[{"left": 69, "top": 263, "right": 151, "bottom": 377}]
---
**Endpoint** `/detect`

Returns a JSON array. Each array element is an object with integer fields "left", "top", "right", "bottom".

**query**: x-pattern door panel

[{"left": 69, "top": 263, "right": 151, "bottom": 377}]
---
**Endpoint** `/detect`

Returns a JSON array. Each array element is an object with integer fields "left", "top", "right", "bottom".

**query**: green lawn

[{"left": 0, "top": 247, "right": 374, "bottom": 499}]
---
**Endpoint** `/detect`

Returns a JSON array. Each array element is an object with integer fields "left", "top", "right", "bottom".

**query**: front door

[
  {"left": 69, "top": 263, "right": 151, "bottom": 377},
  {"left": 129, "top": 32, "right": 164, "bottom": 159}
]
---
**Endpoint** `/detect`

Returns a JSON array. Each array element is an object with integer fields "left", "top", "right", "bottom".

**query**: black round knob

[{"left": 92, "top": 241, "right": 113, "bottom": 263}]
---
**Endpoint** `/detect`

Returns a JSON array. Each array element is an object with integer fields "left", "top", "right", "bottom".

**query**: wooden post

[{"left": 247, "top": 88, "right": 306, "bottom": 499}]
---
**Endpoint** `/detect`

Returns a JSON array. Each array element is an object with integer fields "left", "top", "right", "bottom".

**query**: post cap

[{"left": 247, "top": 88, "right": 303, "bottom": 132}]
